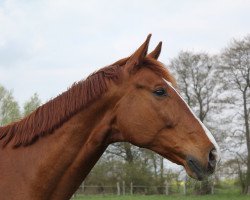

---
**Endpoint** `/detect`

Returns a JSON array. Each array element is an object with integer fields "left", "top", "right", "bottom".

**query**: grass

[{"left": 73, "top": 193, "right": 250, "bottom": 200}]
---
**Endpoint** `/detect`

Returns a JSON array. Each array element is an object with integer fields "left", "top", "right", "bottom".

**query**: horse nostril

[
  {"left": 207, "top": 149, "right": 217, "bottom": 173},
  {"left": 209, "top": 150, "right": 216, "bottom": 162}
]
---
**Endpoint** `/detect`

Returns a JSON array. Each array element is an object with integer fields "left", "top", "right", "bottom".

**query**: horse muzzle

[{"left": 186, "top": 148, "right": 218, "bottom": 180}]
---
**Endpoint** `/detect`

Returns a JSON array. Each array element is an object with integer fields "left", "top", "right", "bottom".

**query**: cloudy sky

[{"left": 0, "top": 0, "right": 250, "bottom": 106}]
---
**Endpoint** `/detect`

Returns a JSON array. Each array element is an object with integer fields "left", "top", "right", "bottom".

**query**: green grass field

[{"left": 74, "top": 194, "right": 249, "bottom": 200}]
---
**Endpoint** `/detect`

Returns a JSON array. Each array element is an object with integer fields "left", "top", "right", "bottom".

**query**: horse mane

[{"left": 0, "top": 57, "right": 175, "bottom": 148}]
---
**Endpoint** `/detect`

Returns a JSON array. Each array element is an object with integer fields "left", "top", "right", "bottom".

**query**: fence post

[
  {"left": 211, "top": 180, "right": 214, "bottom": 195},
  {"left": 165, "top": 181, "right": 169, "bottom": 195},
  {"left": 183, "top": 178, "right": 186, "bottom": 195},
  {"left": 130, "top": 182, "right": 133, "bottom": 195},
  {"left": 117, "top": 182, "right": 120, "bottom": 195},
  {"left": 82, "top": 181, "right": 85, "bottom": 193},
  {"left": 122, "top": 181, "right": 125, "bottom": 195}
]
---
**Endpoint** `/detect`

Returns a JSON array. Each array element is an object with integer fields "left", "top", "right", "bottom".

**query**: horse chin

[
  {"left": 185, "top": 167, "right": 206, "bottom": 181},
  {"left": 184, "top": 156, "right": 208, "bottom": 181}
]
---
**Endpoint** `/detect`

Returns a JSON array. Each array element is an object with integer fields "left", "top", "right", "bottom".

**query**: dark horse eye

[{"left": 153, "top": 88, "right": 167, "bottom": 97}]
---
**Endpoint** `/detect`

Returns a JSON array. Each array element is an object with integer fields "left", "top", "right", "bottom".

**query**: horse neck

[
  {"left": 49, "top": 95, "right": 116, "bottom": 199},
  {"left": 1, "top": 91, "right": 117, "bottom": 200}
]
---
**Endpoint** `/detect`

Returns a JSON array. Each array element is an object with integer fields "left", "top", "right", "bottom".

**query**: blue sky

[{"left": 0, "top": 0, "right": 250, "bottom": 106}]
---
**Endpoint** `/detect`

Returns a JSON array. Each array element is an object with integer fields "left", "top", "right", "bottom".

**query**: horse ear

[
  {"left": 125, "top": 34, "right": 152, "bottom": 73},
  {"left": 147, "top": 41, "right": 162, "bottom": 60}
]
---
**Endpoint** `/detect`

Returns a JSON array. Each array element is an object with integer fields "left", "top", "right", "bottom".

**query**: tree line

[
  {"left": 0, "top": 35, "right": 249, "bottom": 195},
  {"left": 0, "top": 87, "right": 41, "bottom": 125}
]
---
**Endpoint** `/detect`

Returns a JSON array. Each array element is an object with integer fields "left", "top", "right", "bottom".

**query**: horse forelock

[{"left": 0, "top": 57, "right": 174, "bottom": 148}]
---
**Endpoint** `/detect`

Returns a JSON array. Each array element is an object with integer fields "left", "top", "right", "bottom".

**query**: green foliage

[
  {"left": 0, "top": 85, "right": 21, "bottom": 125},
  {"left": 23, "top": 93, "right": 41, "bottom": 116},
  {"left": 0, "top": 84, "right": 41, "bottom": 126},
  {"left": 85, "top": 158, "right": 155, "bottom": 187}
]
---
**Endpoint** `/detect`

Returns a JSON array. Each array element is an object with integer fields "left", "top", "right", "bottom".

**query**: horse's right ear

[
  {"left": 125, "top": 34, "right": 151, "bottom": 74},
  {"left": 148, "top": 41, "right": 162, "bottom": 60}
]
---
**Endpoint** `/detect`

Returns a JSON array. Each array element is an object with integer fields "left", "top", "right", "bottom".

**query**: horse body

[{"left": 0, "top": 35, "right": 220, "bottom": 199}]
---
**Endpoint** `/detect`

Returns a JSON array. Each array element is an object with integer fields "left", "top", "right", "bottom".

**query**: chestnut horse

[{"left": 0, "top": 35, "right": 220, "bottom": 200}]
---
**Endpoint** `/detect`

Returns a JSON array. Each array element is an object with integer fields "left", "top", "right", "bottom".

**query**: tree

[
  {"left": 0, "top": 85, "right": 7, "bottom": 101},
  {"left": 220, "top": 35, "right": 250, "bottom": 194},
  {"left": 23, "top": 93, "right": 41, "bottom": 116},
  {"left": 169, "top": 51, "right": 220, "bottom": 194},
  {"left": 0, "top": 85, "right": 21, "bottom": 126},
  {"left": 170, "top": 51, "right": 219, "bottom": 122}
]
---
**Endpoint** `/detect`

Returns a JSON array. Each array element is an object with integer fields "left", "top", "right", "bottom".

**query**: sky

[{"left": 0, "top": 0, "right": 250, "bottom": 106}]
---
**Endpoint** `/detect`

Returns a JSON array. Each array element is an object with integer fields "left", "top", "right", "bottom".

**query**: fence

[{"left": 72, "top": 179, "right": 240, "bottom": 198}]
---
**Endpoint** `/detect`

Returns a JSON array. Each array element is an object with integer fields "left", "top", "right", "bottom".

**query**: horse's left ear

[
  {"left": 125, "top": 34, "right": 152, "bottom": 73},
  {"left": 147, "top": 41, "right": 162, "bottom": 60}
]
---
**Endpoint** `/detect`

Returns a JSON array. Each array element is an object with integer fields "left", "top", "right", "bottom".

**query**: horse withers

[{"left": 0, "top": 34, "right": 220, "bottom": 200}]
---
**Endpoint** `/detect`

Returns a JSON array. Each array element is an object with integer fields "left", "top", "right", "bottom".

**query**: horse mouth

[{"left": 186, "top": 156, "right": 208, "bottom": 181}]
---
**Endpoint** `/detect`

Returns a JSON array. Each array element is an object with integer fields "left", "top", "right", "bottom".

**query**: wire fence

[{"left": 71, "top": 180, "right": 240, "bottom": 198}]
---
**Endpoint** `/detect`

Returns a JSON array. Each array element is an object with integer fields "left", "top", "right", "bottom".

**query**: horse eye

[{"left": 153, "top": 88, "right": 167, "bottom": 97}]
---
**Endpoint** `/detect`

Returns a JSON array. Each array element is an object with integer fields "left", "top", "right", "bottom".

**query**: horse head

[{"left": 110, "top": 34, "right": 220, "bottom": 180}]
